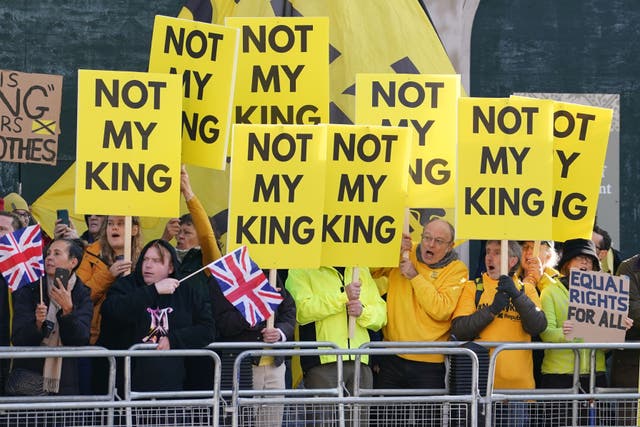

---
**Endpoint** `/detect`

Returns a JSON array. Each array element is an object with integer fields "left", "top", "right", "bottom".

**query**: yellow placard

[
  {"left": 355, "top": 73, "right": 460, "bottom": 208},
  {"left": 550, "top": 101, "right": 612, "bottom": 241},
  {"left": 456, "top": 97, "right": 554, "bottom": 240},
  {"left": 75, "top": 69, "right": 182, "bottom": 217},
  {"left": 322, "top": 124, "right": 411, "bottom": 267},
  {"left": 227, "top": 124, "right": 327, "bottom": 268},
  {"left": 149, "top": 15, "right": 239, "bottom": 170},
  {"left": 225, "top": 16, "right": 329, "bottom": 125}
]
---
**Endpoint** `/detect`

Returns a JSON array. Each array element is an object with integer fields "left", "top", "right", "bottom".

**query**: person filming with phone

[{"left": 9, "top": 238, "right": 92, "bottom": 395}]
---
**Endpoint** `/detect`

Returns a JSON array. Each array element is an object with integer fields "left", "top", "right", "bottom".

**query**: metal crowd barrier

[
  {"left": 1, "top": 342, "right": 640, "bottom": 426},
  {"left": 0, "top": 345, "right": 221, "bottom": 427}
]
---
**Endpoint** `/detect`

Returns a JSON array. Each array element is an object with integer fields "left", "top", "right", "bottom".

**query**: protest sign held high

[
  {"left": 322, "top": 124, "right": 411, "bottom": 267},
  {"left": 149, "top": 15, "right": 239, "bottom": 170},
  {"left": 456, "top": 97, "right": 554, "bottom": 240},
  {"left": 0, "top": 70, "right": 63, "bottom": 165},
  {"left": 227, "top": 124, "right": 327, "bottom": 268},
  {"left": 355, "top": 73, "right": 460, "bottom": 208},
  {"left": 550, "top": 101, "right": 612, "bottom": 241},
  {"left": 566, "top": 269, "right": 629, "bottom": 343},
  {"left": 75, "top": 69, "right": 182, "bottom": 217},
  {"left": 225, "top": 17, "right": 329, "bottom": 126}
]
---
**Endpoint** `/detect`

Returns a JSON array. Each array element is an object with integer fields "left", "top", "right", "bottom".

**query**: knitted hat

[
  {"left": 557, "top": 238, "right": 601, "bottom": 272},
  {"left": 3, "top": 192, "right": 28, "bottom": 212}
]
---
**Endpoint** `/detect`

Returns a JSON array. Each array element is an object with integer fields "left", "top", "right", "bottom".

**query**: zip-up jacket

[{"left": 285, "top": 267, "right": 386, "bottom": 373}]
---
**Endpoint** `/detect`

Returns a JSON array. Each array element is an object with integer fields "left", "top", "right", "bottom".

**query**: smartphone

[
  {"left": 57, "top": 209, "right": 70, "bottom": 226},
  {"left": 54, "top": 267, "right": 70, "bottom": 290}
]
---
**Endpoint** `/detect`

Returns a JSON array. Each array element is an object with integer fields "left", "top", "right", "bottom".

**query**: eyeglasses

[
  {"left": 421, "top": 234, "right": 451, "bottom": 247},
  {"left": 14, "top": 211, "right": 29, "bottom": 218}
]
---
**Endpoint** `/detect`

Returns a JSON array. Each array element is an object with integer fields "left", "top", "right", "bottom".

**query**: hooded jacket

[{"left": 99, "top": 239, "right": 215, "bottom": 391}]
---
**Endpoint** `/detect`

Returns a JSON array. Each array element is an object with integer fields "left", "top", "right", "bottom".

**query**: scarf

[
  {"left": 417, "top": 245, "right": 459, "bottom": 269},
  {"left": 42, "top": 274, "right": 76, "bottom": 393},
  {"left": 175, "top": 246, "right": 200, "bottom": 262}
]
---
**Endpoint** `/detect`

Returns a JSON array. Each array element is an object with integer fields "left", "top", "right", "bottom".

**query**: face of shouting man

[{"left": 419, "top": 219, "right": 454, "bottom": 265}]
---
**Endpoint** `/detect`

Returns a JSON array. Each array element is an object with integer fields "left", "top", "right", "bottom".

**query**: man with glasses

[
  {"left": 372, "top": 218, "right": 468, "bottom": 391},
  {"left": 2, "top": 193, "right": 31, "bottom": 228}
]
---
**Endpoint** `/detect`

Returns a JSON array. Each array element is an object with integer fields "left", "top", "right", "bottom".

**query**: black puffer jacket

[{"left": 100, "top": 239, "right": 215, "bottom": 391}]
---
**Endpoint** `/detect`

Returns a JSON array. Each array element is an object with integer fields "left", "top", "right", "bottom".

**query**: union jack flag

[
  {"left": 208, "top": 246, "right": 282, "bottom": 327},
  {"left": 0, "top": 224, "right": 45, "bottom": 292}
]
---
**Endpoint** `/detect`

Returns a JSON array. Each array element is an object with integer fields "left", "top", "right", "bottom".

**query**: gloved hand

[
  {"left": 497, "top": 275, "right": 521, "bottom": 299},
  {"left": 489, "top": 291, "right": 510, "bottom": 315}
]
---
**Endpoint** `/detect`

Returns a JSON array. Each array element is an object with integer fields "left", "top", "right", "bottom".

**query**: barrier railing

[{"left": 1, "top": 341, "right": 640, "bottom": 426}]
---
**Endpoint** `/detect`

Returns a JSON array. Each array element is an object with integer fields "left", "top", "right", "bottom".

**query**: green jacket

[
  {"left": 285, "top": 267, "right": 387, "bottom": 371},
  {"left": 539, "top": 277, "right": 606, "bottom": 374}
]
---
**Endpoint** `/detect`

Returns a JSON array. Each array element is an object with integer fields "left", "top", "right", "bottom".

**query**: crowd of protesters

[{"left": 1, "top": 187, "right": 639, "bottom": 426}]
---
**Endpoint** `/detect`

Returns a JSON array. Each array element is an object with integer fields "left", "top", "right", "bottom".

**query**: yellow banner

[
  {"left": 355, "top": 74, "right": 460, "bottom": 208},
  {"left": 550, "top": 101, "right": 612, "bottom": 241},
  {"left": 227, "top": 124, "right": 327, "bottom": 268},
  {"left": 75, "top": 70, "right": 182, "bottom": 217},
  {"left": 322, "top": 124, "right": 411, "bottom": 267},
  {"left": 225, "top": 16, "right": 329, "bottom": 125},
  {"left": 456, "top": 97, "right": 554, "bottom": 240},
  {"left": 148, "top": 15, "right": 239, "bottom": 170}
]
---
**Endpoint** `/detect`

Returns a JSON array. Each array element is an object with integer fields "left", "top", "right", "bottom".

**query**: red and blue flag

[
  {"left": 0, "top": 224, "right": 45, "bottom": 292},
  {"left": 208, "top": 246, "right": 282, "bottom": 326}
]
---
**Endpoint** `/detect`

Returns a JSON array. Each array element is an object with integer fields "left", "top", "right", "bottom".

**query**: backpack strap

[{"left": 474, "top": 277, "right": 484, "bottom": 307}]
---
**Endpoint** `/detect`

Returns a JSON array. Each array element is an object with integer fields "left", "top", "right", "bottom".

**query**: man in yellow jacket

[{"left": 373, "top": 218, "right": 468, "bottom": 389}]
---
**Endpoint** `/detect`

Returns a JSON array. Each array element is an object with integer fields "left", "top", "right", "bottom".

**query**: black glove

[
  {"left": 489, "top": 291, "right": 510, "bottom": 315},
  {"left": 497, "top": 275, "right": 521, "bottom": 299}
]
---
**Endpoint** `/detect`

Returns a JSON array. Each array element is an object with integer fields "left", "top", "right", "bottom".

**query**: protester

[
  {"left": 592, "top": 224, "right": 622, "bottom": 275},
  {"left": 0, "top": 211, "right": 21, "bottom": 395},
  {"left": 3, "top": 192, "right": 32, "bottom": 228},
  {"left": 80, "top": 214, "right": 106, "bottom": 244},
  {"left": 160, "top": 166, "right": 222, "bottom": 392},
  {"left": 452, "top": 240, "right": 546, "bottom": 425},
  {"left": 285, "top": 266, "right": 386, "bottom": 395},
  {"left": 77, "top": 215, "right": 142, "bottom": 345},
  {"left": 539, "top": 238, "right": 632, "bottom": 425},
  {"left": 212, "top": 272, "right": 296, "bottom": 427},
  {"left": 99, "top": 239, "right": 214, "bottom": 392},
  {"left": 517, "top": 240, "right": 560, "bottom": 387},
  {"left": 518, "top": 240, "right": 559, "bottom": 293},
  {"left": 372, "top": 218, "right": 468, "bottom": 390},
  {"left": 9, "top": 238, "right": 92, "bottom": 395},
  {"left": 610, "top": 252, "right": 640, "bottom": 425}
]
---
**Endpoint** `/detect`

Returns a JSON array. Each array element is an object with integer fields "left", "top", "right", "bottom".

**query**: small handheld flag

[
  {"left": 0, "top": 224, "right": 45, "bottom": 292},
  {"left": 208, "top": 246, "right": 283, "bottom": 327}
]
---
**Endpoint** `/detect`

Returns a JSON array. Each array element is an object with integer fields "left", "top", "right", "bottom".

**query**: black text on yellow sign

[
  {"left": 372, "top": 79, "right": 450, "bottom": 187},
  {"left": 235, "top": 130, "right": 397, "bottom": 245},
  {"left": 464, "top": 105, "right": 596, "bottom": 220},
  {"left": 162, "top": 25, "right": 224, "bottom": 144},
  {"left": 85, "top": 78, "right": 171, "bottom": 193},
  {"left": 236, "top": 24, "right": 320, "bottom": 124}
]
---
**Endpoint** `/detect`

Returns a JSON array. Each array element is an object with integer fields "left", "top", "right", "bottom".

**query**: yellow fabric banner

[
  {"left": 550, "top": 101, "right": 612, "bottom": 241},
  {"left": 227, "top": 124, "right": 327, "bottom": 268},
  {"left": 149, "top": 15, "right": 239, "bottom": 170},
  {"left": 355, "top": 73, "right": 460, "bottom": 208},
  {"left": 33, "top": 0, "right": 457, "bottom": 247},
  {"left": 75, "top": 70, "right": 182, "bottom": 217},
  {"left": 456, "top": 97, "right": 554, "bottom": 240},
  {"left": 225, "top": 16, "right": 329, "bottom": 126},
  {"left": 322, "top": 124, "right": 411, "bottom": 267}
]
